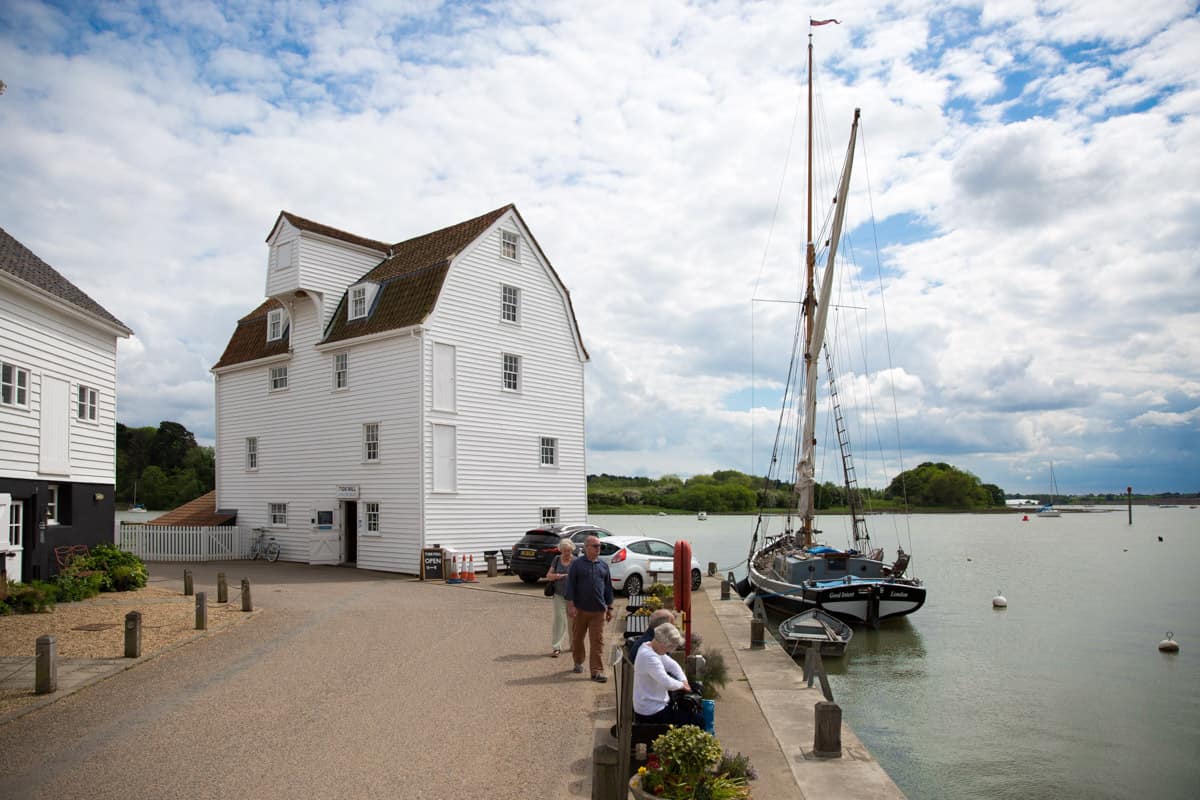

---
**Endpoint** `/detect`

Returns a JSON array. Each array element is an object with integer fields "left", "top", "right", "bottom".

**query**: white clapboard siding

[
  {"left": 119, "top": 524, "right": 249, "bottom": 562},
  {"left": 0, "top": 281, "right": 121, "bottom": 484}
]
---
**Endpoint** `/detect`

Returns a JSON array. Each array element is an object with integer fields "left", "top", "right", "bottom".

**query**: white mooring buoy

[
  {"left": 992, "top": 591, "right": 1007, "bottom": 608},
  {"left": 1158, "top": 632, "right": 1179, "bottom": 652}
]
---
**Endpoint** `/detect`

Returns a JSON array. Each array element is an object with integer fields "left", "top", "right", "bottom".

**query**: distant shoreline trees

[{"left": 116, "top": 421, "right": 213, "bottom": 510}]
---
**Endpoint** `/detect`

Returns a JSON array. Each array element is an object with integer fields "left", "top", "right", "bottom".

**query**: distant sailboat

[{"left": 1037, "top": 462, "right": 1062, "bottom": 518}]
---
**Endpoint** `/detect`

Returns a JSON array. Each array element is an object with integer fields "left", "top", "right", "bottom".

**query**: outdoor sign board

[{"left": 421, "top": 547, "right": 444, "bottom": 581}]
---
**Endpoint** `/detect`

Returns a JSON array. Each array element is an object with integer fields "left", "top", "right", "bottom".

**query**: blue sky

[{"left": 1, "top": 1, "right": 1198, "bottom": 496}]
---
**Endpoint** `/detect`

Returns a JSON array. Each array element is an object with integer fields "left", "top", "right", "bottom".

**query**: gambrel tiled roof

[
  {"left": 215, "top": 204, "right": 587, "bottom": 370},
  {"left": 0, "top": 226, "right": 132, "bottom": 335}
]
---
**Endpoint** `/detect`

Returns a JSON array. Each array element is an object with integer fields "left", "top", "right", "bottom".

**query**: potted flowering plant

[{"left": 629, "top": 725, "right": 752, "bottom": 799}]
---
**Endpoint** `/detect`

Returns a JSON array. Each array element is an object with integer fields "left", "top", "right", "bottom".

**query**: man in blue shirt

[{"left": 565, "top": 535, "right": 614, "bottom": 682}]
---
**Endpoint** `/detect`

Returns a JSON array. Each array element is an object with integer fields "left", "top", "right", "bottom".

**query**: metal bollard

[
  {"left": 195, "top": 591, "right": 207, "bottom": 630},
  {"left": 813, "top": 701, "right": 843, "bottom": 758},
  {"left": 35, "top": 635, "right": 57, "bottom": 694},
  {"left": 217, "top": 572, "right": 228, "bottom": 603},
  {"left": 708, "top": 561, "right": 717, "bottom": 576},
  {"left": 183, "top": 569, "right": 193, "bottom": 596},
  {"left": 720, "top": 578, "right": 730, "bottom": 600},
  {"left": 241, "top": 578, "right": 253, "bottom": 612},
  {"left": 750, "top": 619, "right": 765, "bottom": 649},
  {"left": 124, "top": 611, "right": 142, "bottom": 658}
]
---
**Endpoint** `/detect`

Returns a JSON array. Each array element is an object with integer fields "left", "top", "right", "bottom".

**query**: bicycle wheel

[
  {"left": 265, "top": 541, "right": 281, "bottom": 563},
  {"left": 249, "top": 540, "right": 261, "bottom": 560}
]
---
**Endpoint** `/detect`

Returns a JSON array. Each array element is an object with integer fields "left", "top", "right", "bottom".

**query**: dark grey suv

[{"left": 509, "top": 524, "right": 613, "bottom": 583}]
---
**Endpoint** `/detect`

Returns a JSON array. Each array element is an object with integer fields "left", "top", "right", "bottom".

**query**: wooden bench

[{"left": 54, "top": 545, "right": 102, "bottom": 578}]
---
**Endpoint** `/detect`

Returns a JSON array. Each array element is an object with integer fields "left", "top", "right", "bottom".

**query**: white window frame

[
  {"left": 501, "top": 229, "right": 519, "bottom": 260},
  {"left": 501, "top": 284, "right": 520, "bottom": 323},
  {"left": 502, "top": 353, "right": 520, "bottom": 392},
  {"left": 267, "top": 309, "right": 285, "bottom": 342},
  {"left": 1, "top": 362, "right": 30, "bottom": 408},
  {"left": 76, "top": 385, "right": 98, "bottom": 422},
  {"left": 541, "top": 507, "right": 559, "bottom": 525},
  {"left": 46, "top": 485, "right": 59, "bottom": 524},
  {"left": 8, "top": 502, "right": 21, "bottom": 546},
  {"left": 245, "top": 437, "right": 258, "bottom": 471},
  {"left": 269, "top": 503, "right": 287, "bottom": 527},
  {"left": 365, "top": 502, "right": 380, "bottom": 533},
  {"left": 363, "top": 422, "right": 380, "bottom": 462},
  {"left": 333, "top": 352, "right": 348, "bottom": 390},
  {"left": 540, "top": 436, "right": 557, "bottom": 466},
  {"left": 269, "top": 365, "right": 288, "bottom": 391},
  {"left": 349, "top": 285, "right": 368, "bottom": 320}
]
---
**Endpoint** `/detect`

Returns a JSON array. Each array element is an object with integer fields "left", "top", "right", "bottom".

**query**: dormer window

[
  {"left": 350, "top": 286, "right": 368, "bottom": 320},
  {"left": 267, "top": 309, "right": 286, "bottom": 342},
  {"left": 501, "top": 229, "right": 519, "bottom": 260}
]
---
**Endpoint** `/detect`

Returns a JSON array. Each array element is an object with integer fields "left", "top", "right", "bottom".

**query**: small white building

[
  {"left": 212, "top": 205, "right": 589, "bottom": 573},
  {"left": 0, "top": 226, "right": 132, "bottom": 582}
]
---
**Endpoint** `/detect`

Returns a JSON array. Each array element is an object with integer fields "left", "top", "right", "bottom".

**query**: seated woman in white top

[{"left": 632, "top": 622, "right": 704, "bottom": 726}]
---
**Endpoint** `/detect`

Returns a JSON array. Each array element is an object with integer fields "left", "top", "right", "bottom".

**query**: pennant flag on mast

[{"left": 811, "top": 18, "right": 841, "bottom": 26}]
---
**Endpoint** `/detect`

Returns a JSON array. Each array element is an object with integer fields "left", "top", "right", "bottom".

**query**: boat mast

[{"left": 795, "top": 29, "right": 861, "bottom": 550}]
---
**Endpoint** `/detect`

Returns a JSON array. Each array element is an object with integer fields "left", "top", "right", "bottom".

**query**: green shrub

[
  {"left": 698, "top": 647, "right": 728, "bottom": 700},
  {"left": 5, "top": 580, "right": 57, "bottom": 613},
  {"left": 53, "top": 570, "right": 103, "bottom": 602},
  {"left": 73, "top": 544, "right": 147, "bottom": 592}
]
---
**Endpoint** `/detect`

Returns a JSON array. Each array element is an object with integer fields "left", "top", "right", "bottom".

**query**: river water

[{"left": 596, "top": 508, "right": 1200, "bottom": 799}]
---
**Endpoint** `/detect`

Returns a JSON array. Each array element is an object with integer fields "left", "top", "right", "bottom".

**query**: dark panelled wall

[{"left": 1, "top": 478, "right": 116, "bottom": 581}]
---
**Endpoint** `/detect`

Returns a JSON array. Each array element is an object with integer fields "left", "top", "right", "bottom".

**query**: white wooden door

[
  {"left": 0, "top": 493, "right": 21, "bottom": 584},
  {"left": 308, "top": 529, "right": 340, "bottom": 565}
]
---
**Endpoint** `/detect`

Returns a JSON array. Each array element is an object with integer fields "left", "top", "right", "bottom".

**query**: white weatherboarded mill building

[{"left": 212, "top": 206, "right": 589, "bottom": 573}]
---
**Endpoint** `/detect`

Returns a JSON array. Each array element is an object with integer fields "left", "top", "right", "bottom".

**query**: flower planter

[{"left": 628, "top": 774, "right": 655, "bottom": 799}]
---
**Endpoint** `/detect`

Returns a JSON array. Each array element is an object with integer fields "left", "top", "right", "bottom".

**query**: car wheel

[
  {"left": 623, "top": 574, "right": 643, "bottom": 596},
  {"left": 691, "top": 568, "right": 702, "bottom": 591},
  {"left": 518, "top": 573, "right": 540, "bottom": 584}
]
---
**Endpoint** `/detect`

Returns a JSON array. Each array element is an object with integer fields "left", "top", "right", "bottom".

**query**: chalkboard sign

[{"left": 421, "top": 547, "right": 444, "bottom": 581}]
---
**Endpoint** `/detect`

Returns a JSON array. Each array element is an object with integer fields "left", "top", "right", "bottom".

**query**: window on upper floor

[
  {"left": 267, "top": 309, "right": 286, "bottom": 342},
  {"left": 333, "top": 353, "right": 348, "bottom": 390},
  {"left": 350, "top": 285, "right": 368, "bottom": 320},
  {"left": 432, "top": 342, "right": 456, "bottom": 412},
  {"left": 246, "top": 437, "right": 258, "bottom": 471},
  {"left": 502, "top": 353, "right": 520, "bottom": 392},
  {"left": 46, "top": 485, "right": 59, "bottom": 524},
  {"left": 269, "top": 503, "right": 287, "bottom": 526},
  {"left": 502, "top": 284, "right": 520, "bottom": 323},
  {"left": 501, "top": 229, "right": 519, "bottom": 260},
  {"left": 1, "top": 362, "right": 29, "bottom": 408},
  {"left": 76, "top": 385, "right": 98, "bottom": 422},
  {"left": 363, "top": 422, "right": 380, "bottom": 462},
  {"left": 540, "top": 437, "right": 557, "bottom": 466},
  {"left": 269, "top": 365, "right": 288, "bottom": 391},
  {"left": 541, "top": 507, "right": 559, "bottom": 525},
  {"left": 275, "top": 240, "right": 292, "bottom": 270},
  {"left": 366, "top": 502, "right": 380, "bottom": 533},
  {"left": 7, "top": 502, "right": 21, "bottom": 546}
]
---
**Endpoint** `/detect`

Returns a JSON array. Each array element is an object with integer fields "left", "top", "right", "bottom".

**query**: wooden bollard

[
  {"left": 217, "top": 572, "right": 228, "bottom": 603},
  {"left": 241, "top": 578, "right": 253, "bottom": 612},
  {"left": 813, "top": 701, "right": 843, "bottom": 757},
  {"left": 183, "top": 569, "right": 193, "bottom": 596},
  {"left": 707, "top": 561, "right": 717, "bottom": 576},
  {"left": 35, "top": 634, "right": 57, "bottom": 694},
  {"left": 750, "top": 619, "right": 765, "bottom": 649},
  {"left": 124, "top": 611, "right": 142, "bottom": 658},
  {"left": 720, "top": 578, "right": 730, "bottom": 600},
  {"left": 195, "top": 591, "right": 207, "bottom": 630}
]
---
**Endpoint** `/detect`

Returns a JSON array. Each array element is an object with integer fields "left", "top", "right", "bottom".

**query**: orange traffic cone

[
  {"left": 467, "top": 555, "right": 477, "bottom": 582},
  {"left": 448, "top": 554, "right": 461, "bottom": 582}
]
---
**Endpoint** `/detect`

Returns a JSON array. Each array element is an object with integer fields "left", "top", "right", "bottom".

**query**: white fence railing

[{"left": 118, "top": 524, "right": 250, "bottom": 562}]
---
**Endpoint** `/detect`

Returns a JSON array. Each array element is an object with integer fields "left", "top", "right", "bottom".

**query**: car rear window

[
  {"left": 518, "top": 532, "right": 563, "bottom": 547},
  {"left": 598, "top": 543, "right": 620, "bottom": 556}
]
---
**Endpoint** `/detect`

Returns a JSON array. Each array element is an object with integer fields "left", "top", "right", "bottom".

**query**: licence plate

[{"left": 520, "top": 549, "right": 536, "bottom": 558}]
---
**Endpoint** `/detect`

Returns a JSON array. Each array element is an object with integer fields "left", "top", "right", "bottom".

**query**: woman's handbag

[{"left": 544, "top": 580, "right": 556, "bottom": 597}]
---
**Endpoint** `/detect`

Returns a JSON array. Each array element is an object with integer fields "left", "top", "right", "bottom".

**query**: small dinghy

[{"left": 778, "top": 608, "right": 853, "bottom": 657}]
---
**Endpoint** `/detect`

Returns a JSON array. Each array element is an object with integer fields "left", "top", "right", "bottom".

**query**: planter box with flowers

[{"left": 629, "top": 725, "right": 754, "bottom": 799}]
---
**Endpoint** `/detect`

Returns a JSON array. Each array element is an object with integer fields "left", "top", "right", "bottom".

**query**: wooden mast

[{"left": 799, "top": 29, "right": 818, "bottom": 549}]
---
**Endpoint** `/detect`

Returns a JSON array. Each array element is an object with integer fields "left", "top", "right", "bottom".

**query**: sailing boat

[
  {"left": 1037, "top": 462, "right": 1062, "bottom": 517},
  {"left": 740, "top": 26, "right": 925, "bottom": 627}
]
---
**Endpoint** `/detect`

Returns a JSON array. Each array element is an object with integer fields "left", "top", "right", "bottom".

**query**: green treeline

[
  {"left": 589, "top": 462, "right": 1005, "bottom": 512},
  {"left": 116, "top": 422, "right": 214, "bottom": 510}
]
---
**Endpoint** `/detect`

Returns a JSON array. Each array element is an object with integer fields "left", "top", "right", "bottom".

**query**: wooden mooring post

[
  {"left": 813, "top": 700, "right": 843, "bottom": 758},
  {"left": 124, "top": 611, "right": 142, "bottom": 658},
  {"left": 183, "top": 569, "right": 193, "bottom": 596},
  {"left": 35, "top": 635, "right": 56, "bottom": 694},
  {"left": 195, "top": 592, "right": 207, "bottom": 630},
  {"left": 217, "top": 572, "right": 228, "bottom": 603},
  {"left": 241, "top": 578, "right": 253, "bottom": 612}
]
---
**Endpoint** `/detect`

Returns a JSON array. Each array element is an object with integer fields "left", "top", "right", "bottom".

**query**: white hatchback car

[{"left": 593, "top": 535, "right": 704, "bottom": 595}]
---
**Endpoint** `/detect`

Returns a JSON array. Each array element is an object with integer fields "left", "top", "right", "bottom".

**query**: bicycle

[{"left": 249, "top": 528, "right": 281, "bottom": 562}]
